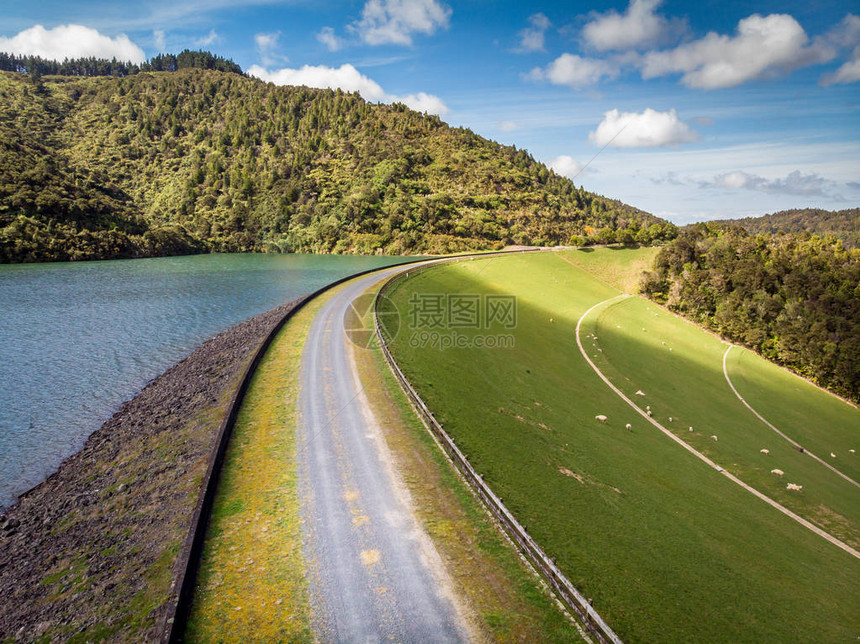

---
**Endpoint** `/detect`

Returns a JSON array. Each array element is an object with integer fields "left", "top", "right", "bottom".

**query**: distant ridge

[{"left": 712, "top": 208, "right": 859, "bottom": 247}]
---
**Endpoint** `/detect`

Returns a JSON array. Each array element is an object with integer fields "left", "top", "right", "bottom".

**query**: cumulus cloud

[
  {"left": 255, "top": 31, "right": 287, "bottom": 66},
  {"left": 352, "top": 0, "right": 451, "bottom": 46},
  {"left": 823, "top": 13, "right": 860, "bottom": 49},
  {"left": 819, "top": 14, "right": 860, "bottom": 85},
  {"left": 589, "top": 108, "right": 700, "bottom": 148},
  {"left": 0, "top": 24, "right": 145, "bottom": 63},
  {"left": 822, "top": 48, "right": 860, "bottom": 84},
  {"left": 548, "top": 155, "right": 588, "bottom": 179},
  {"left": 255, "top": 32, "right": 279, "bottom": 50},
  {"left": 515, "top": 13, "right": 551, "bottom": 53},
  {"left": 640, "top": 13, "right": 832, "bottom": 89},
  {"left": 583, "top": 0, "right": 685, "bottom": 52},
  {"left": 497, "top": 120, "right": 518, "bottom": 132},
  {"left": 708, "top": 170, "right": 831, "bottom": 196},
  {"left": 248, "top": 63, "right": 448, "bottom": 115},
  {"left": 195, "top": 29, "right": 218, "bottom": 47},
  {"left": 153, "top": 29, "right": 166, "bottom": 52},
  {"left": 528, "top": 53, "right": 618, "bottom": 88},
  {"left": 317, "top": 26, "right": 345, "bottom": 52}
]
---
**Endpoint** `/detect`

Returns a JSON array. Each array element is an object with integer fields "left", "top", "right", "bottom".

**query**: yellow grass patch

[{"left": 184, "top": 292, "right": 337, "bottom": 642}]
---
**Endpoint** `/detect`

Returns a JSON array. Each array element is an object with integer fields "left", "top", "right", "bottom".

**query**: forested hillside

[
  {"left": 714, "top": 208, "right": 860, "bottom": 247},
  {"left": 641, "top": 224, "right": 859, "bottom": 401},
  {"left": 0, "top": 65, "right": 664, "bottom": 262}
]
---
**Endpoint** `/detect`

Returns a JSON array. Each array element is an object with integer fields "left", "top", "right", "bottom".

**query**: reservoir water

[{"left": 0, "top": 253, "right": 409, "bottom": 508}]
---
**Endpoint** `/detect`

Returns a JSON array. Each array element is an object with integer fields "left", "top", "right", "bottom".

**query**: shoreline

[{"left": 0, "top": 298, "right": 302, "bottom": 642}]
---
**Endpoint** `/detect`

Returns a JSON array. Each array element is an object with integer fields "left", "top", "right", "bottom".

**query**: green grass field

[
  {"left": 584, "top": 295, "right": 859, "bottom": 548},
  {"left": 379, "top": 248, "right": 860, "bottom": 643},
  {"left": 725, "top": 346, "right": 859, "bottom": 483}
]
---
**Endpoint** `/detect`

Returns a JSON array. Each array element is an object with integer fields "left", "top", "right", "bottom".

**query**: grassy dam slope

[{"left": 378, "top": 248, "right": 859, "bottom": 643}]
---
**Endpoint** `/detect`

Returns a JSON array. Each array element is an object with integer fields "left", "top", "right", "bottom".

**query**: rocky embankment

[{"left": 0, "top": 299, "right": 301, "bottom": 642}]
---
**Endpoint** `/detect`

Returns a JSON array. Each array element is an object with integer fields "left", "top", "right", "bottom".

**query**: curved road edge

[
  {"left": 373, "top": 260, "right": 624, "bottom": 644},
  {"left": 722, "top": 346, "right": 859, "bottom": 488},
  {"left": 576, "top": 295, "right": 859, "bottom": 561}
]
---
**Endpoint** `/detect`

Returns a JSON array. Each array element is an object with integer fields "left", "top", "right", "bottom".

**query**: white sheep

[
  {"left": 635, "top": 390, "right": 645, "bottom": 396},
  {"left": 711, "top": 435, "right": 718, "bottom": 441},
  {"left": 668, "top": 417, "right": 673, "bottom": 422},
  {"left": 646, "top": 405, "right": 651, "bottom": 410},
  {"left": 625, "top": 423, "right": 632, "bottom": 431},
  {"left": 786, "top": 483, "right": 803, "bottom": 491},
  {"left": 647, "top": 410, "right": 653, "bottom": 417},
  {"left": 688, "top": 426, "right": 694, "bottom": 432},
  {"left": 760, "top": 449, "right": 770, "bottom": 455},
  {"left": 850, "top": 449, "right": 856, "bottom": 454},
  {"left": 771, "top": 469, "right": 784, "bottom": 476},
  {"left": 830, "top": 452, "right": 836, "bottom": 458},
  {"left": 595, "top": 415, "right": 607, "bottom": 423}
]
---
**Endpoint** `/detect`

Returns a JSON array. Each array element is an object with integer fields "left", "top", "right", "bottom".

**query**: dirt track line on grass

[
  {"left": 723, "top": 346, "right": 859, "bottom": 489},
  {"left": 576, "top": 295, "right": 860, "bottom": 561}
]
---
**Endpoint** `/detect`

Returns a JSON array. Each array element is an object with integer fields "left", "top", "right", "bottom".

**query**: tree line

[
  {"left": 0, "top": 50, "right": 244, "bottom": 79},
  {"left": 641, "top": 223, "right": 859, "bottom": 402}
]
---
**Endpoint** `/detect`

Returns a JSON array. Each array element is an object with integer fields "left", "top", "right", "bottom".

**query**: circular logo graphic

[{"left": 344, "top": 292, "right": 400, "bottom": 349}]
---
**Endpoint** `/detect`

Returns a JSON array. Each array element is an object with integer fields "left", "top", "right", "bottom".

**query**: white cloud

[
  {"left": 398, "top": 91, "right": 448, "bottom": 114},
  {"left": 819, "top": 14, "right": 860, "bottom": 85},
  {"left": 255, "top": 31, "right": 279, "bottom": 50},
  {"left": 195, "top": 29, "right": 218, "bottom": 47},
  {"left": 255, "top": 31, "right": 287, "bottom": 66},
  {"left": 248, "top": 63, "right": 448, "bottom": 115},
  {"left": 352, "top": 0, "right": 451, "bottom": 46},
  {"left": 317, "top": 26, "right": 344, "bottom": 52},
  {"left": 153, "top": 29, "right": 166, "bottom": 52},
  {"left": 823, "top": 13, "right": 860, "bottom": 49},
  {"left": 528, "top": 53, "right": 618, "bottom": 88},
  {"left": 515, "top": 13, "right": 551, "bottom": 53},
  {"left": 640, "top": 13, "right": 833, "bottom": 89},
  {"left": 708, "top": 170, "right": 831, "bottom": 196},
  {"left": 821, "top": 47, "right": 860, "bottom": 84},
  {"left": 589, "top": 108, "right": 700, "bottom": 148},
  {"left": 583, "top": 0, "right": 684, "bottom": 52},
  {"left": 548, "top": 155, "right": 588, "bottom": 179},
  {"left": 0, "top": 24, "right": 145, "bottom": 63},
  {"left": 497, "top": 120, "right": 518, "bottom": 132}
]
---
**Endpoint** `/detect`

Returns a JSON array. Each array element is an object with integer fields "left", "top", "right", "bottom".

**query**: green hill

[
  {"left": 713, "top": 208, "right": 860, "bottom": 247},
  {"left": 0, "top": 66, "right": 665, "bottom": 262}
]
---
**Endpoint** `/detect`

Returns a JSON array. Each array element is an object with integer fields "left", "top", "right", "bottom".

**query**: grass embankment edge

[
  {"left": 354, "top": 279, "right": 586, "bottom": 642},
  {"left": 184, "top": 289, "right": 343, "bottom": 641}
]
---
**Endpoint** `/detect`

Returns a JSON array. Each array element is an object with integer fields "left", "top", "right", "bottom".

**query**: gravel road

[{"left": 297, "top": 266, "right": 469, "bottom": 642}]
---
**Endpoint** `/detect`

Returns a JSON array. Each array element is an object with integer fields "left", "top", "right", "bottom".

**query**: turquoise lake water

[{"left": 0, "top": 253, "right": 409, "bottom": 508}]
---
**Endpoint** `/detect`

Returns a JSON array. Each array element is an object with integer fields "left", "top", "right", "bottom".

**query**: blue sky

[{"left": 1, "top": 0, "right": 858, "bottom": 222}]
